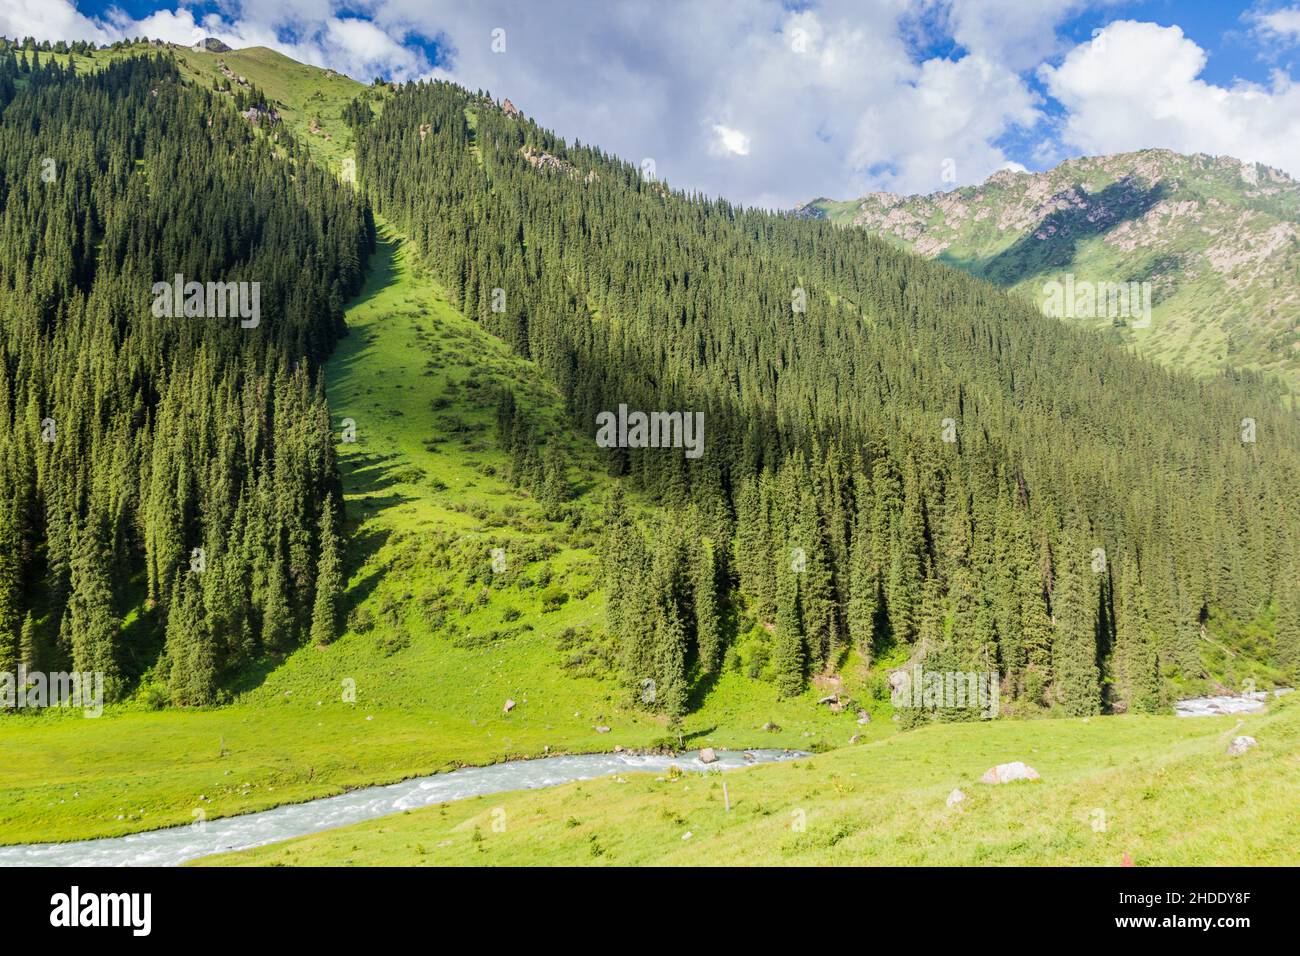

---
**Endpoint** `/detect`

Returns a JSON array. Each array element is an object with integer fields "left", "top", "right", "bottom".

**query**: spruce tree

[{"left": 310, "top": 498, "right": 344, "bottom": 646}]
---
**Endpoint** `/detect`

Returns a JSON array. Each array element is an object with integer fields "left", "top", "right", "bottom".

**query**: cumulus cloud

[
  {"left": 1041, "top": 20, "right": 1300, "bottom": 175},
  {"left": 1251, "top": 5, "right": 1300, "bottom": 42}
]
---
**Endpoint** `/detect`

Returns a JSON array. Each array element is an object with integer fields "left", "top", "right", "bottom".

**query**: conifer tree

[
  {"left": 773, "top": 563, "right": 804, "bottom": 697},
  {"left": 1050, "top": 534, "right": 1101, "bottom": 716},
  {"left": 310, "top": 498, "right": 344, "bottom": 646}
]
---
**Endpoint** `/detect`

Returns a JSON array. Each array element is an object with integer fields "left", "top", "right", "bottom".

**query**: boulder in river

[
  {"left": 699, "top": 747, "right": 718, "bottom": 764},
  {"left": 979, "top": 761, "right": 1040, "bottom": 784},
  {"left": 1226, "top": 735, "right": 1257, "bottom": 756}
]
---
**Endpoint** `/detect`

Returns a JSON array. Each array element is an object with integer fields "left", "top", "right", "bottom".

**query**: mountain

[
  {"left": 801, "top": 150, "right": 1300, "bottom": 394},
  {"left": 0, "top": 38, "right": 1296, "bottom": 857}
]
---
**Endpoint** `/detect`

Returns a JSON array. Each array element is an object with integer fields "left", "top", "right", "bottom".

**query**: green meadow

[{"left": 196, "top": 695, "right": 1298, "bottom": 867}]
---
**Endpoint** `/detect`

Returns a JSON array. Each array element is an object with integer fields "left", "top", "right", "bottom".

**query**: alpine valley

[{"left": 0, "top": 37, "right": 1294, "bottom": 868}]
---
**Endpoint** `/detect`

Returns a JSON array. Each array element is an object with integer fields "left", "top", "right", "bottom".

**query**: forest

[
  {"left": 0, "top": 51, "right": 1295, "bottom": 722},
  {"left": 0, "top": 52, "right": 372, "bottom": 703},
  {"left": 349, "top": 80, "right": 1300, "bottom": 718}
]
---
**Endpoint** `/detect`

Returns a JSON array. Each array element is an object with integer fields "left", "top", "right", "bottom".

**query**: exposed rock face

[
  {"left": 519, "top": 146, "right": 598, "bottom": 185},
  {"left": 501, "top": 98, "right": 521, "bottom": 118},
  {"left": 1226, "top": 735, "right": 1258, "bottom": 756},
  {"left": 195, "top": 38, "right": 231, "bottom": 53},
  {"left": 803, "top": 149, "right": 1300, "bottom": 389},
  {"left": 979, "top": 761, "right": 1040, "bottom": 784},
  {"left": 240, "top": 107, "right": 280, "bottom": 126}
]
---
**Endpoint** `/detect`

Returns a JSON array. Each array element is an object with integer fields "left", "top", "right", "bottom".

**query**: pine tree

[
  {"left": 847, "top": 514, "right": 878, "bottom": 663},
  {"left": 694, "top": 542, "right": 723, "bottom": 675},
  {"left": 310, "top": 498, "right": 344, "bottom": 646},
  {"left": 1050, "top": 533, "right": 1101, "bottom": 716},
  {"left": 653, "top": 603, "right": 688, "bottom": 718},
  {"left": 773, "top": 563, "right": 804, "bottom": 697}
]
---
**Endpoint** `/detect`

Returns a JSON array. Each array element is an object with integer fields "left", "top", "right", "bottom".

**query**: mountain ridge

[{"left": 803, "top": 148, "right": 1300, "bottom": 394}]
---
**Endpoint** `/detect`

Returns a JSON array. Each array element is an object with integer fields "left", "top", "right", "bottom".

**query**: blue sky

[{"left": 5, "top": 1, "right": 1300, "bottom": 207}]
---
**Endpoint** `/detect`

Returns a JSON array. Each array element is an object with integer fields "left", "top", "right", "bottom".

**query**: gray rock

[
  {"left": 979, "top": 761, "right": 1040, "bottom": 784},
  {"left": 699, "top": 747, "right": 718, "bottom": 764},
  {"left": 1227, "top": 735, "right": 1257, "bottom": 756},
  {"left": 946, "top": 788, "right": 965, "bottom": 807},
  {"left": 595, "top": 725, "right": 611, "bottom": 734},
  {"left": 502, "top": 698, "right": 516, "bottom": 714}
]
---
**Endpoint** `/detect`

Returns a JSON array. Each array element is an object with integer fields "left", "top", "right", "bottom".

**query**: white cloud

[
  {"left": 710, "top": 124, "right": 751, "bottom": 158},
  {"left": 1041, "top": 20, "right": 1300, "bottom": 177},
  {"left": 945, "top": 0, "right": 1108, "bottom": 71},
  {"left": 1252, "top": 5, "right": 1300, "bottom": 42}
]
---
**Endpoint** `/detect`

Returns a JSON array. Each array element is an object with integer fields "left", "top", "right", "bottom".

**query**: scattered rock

[
  {"left": 856, "top": 710, "right": 871, "bottom": 725},
  {"left": 502, "top": 698, "right": 516, "bottom": 714},
  {"left": 595, "top": 726, "right": 611, "bottom": 734},
  {"left": 681, "top": 831, "right": 692, "bottom": 841},
  {"left": 762, "top": 721, "right": 781, "bottom": 732},
  {"left": 979, "top": 761, "right": 1040, "bottom": 784},
  {"left": 1226, "top": 735, "right": 1257, "bottom": 756},
  {"left": 946, "top": 788, "right": 965, "bottom": 807},
  {"left": 848, "top": 734, "right": 860, "bottom": 744},
  {"left": 817, "top": 694, "right": 839, "bottom": 706},
  {"left": 613, "top": 745, "right": 624, "bottom": 753},
  {"left": 699, "top": 747, "right": 718, "bottom": 764}
]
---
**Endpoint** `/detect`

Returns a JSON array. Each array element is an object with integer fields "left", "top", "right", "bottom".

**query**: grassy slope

[
  {"left": 0, "top": 218, "right": 863, "bottom": 846},
  {"left": 197, "top": 697, "right": 1299, "bottom": 867}
]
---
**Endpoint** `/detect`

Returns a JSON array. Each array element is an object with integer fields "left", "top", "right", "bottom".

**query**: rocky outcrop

[
  {"left": 519, "top": 147, "right": 598, "bottom": 186},
  {"left": 979, "top": 761, "right": 1040, "bottom": 784},
  {"left": 1226, "top": 736, "right": 1258, "bottom": 756}
]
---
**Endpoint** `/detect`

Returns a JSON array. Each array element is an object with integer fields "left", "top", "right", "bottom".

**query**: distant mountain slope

[{"left": 802, "top": 150, "right": 1300, "bottom": 393}]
